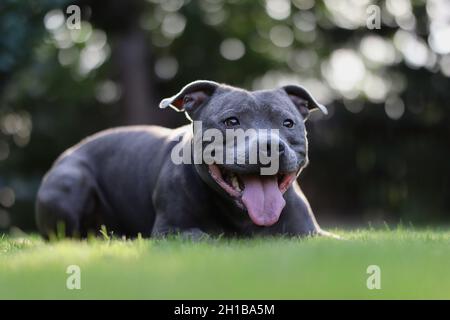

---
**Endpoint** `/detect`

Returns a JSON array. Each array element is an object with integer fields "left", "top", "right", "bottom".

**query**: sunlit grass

[{"left": 1, "top": 228, "right": 450, "bottom": 299}]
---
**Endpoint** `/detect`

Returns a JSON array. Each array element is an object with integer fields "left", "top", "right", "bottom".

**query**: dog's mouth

[{"left": 208, "top": 164, "right": 297, "bottom": 227}]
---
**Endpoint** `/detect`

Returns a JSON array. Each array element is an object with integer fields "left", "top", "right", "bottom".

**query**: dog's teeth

[{"left": 231, "top": 176, "right": 240, "bottom": 191}]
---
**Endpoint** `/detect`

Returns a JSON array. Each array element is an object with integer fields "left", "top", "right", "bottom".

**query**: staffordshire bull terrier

[{"left": 36, "top": 80, "right": 332, "bottom": 239}]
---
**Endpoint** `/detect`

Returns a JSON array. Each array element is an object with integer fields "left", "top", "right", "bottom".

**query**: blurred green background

[{"left": 0, "top": 0, "right": 449, "bottom": 233}]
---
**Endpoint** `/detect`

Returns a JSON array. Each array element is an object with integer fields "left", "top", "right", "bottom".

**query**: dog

[{"left": 36, "top": 80, "right": 333, "bottom": 239}]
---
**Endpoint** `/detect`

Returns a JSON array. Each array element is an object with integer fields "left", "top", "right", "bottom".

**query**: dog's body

[{"left": 36, "top": 81, "right": 330, "bottom": 238}]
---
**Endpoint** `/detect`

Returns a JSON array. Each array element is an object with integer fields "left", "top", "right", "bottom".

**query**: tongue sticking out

[{"left": 241, "top": 175, "right": 286, "bottom": 226}]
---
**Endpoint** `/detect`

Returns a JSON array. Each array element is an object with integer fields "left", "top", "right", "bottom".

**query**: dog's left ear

[
  {"left": 159, "top": 80, "right": 220, "bottom": 113},
  {"left": 281, "top": 85, "right": 328, "bottom": 120}
]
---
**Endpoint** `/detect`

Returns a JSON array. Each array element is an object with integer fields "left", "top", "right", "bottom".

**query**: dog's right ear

[
  {"left": 159, "top": 80, "right": 220, "bottom": 113},
  {"left": 281, "top": 84, "right": 328, "bottom": 120}
]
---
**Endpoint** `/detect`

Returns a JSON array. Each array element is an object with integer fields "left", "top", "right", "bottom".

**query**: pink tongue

[{"left": 241, "top": 175, "right": 286, "bottom": 226}]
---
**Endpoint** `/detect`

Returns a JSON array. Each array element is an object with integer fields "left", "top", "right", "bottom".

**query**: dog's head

[{"left": 160, "top": 80, "right": 327, "bottom": 227}]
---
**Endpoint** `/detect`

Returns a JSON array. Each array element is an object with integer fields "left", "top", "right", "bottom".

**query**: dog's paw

[
  {"left": 180, "top": 228, "right": 210, "bottom": 241},
  {"left": 317, "top": 229, "right": 343, "bottom": 240}
]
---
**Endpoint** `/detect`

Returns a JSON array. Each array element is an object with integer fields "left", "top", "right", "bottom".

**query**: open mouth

[{"left": 208, "top": 164, "right": 297, "bottom": 227}]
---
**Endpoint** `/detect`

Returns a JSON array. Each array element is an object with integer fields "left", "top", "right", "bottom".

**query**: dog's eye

[
  {"left": 223, "top": 117, "right": 240, "bottom": 127},
  {"left": 283, "top": 119, "right": 294, "bottom": 128}
]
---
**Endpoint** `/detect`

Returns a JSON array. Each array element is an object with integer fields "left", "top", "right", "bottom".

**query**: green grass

[{"left": 1, "top": 228, "right": 450, "bottom": 299}]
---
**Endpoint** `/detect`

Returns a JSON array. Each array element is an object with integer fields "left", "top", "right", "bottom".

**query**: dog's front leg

[
  {"left": 151, "top": 214, "right": 209, "bottom": 239},
  {"left": 277, "top": 182, "right": 323, "bottom": 237},
  {"left": 280, "top": 182, "right": 341, "bottom": 238}
]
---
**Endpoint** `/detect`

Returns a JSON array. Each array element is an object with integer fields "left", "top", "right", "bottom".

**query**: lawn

[{"left": 1, "top": 228, "right": 450, "bottom": 299}]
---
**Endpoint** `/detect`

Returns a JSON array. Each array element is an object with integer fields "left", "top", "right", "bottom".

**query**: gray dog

[{"left": 36, "top": 80, "right": 333, "bottom": 239}]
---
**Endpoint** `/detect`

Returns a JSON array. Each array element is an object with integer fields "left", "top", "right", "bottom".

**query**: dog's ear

[
  {"left": 159, "top": 80, "right": 220, "bottom": 113},
  {"left": 281, "top": 85, "right": 328, "bottom": 120}
]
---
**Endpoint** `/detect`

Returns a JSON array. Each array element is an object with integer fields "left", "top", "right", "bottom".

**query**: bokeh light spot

[
  {"left": 0, "top": 187, "right": 15, "bottom": 208},
  {"left": 265, "top": 0, "right": 291, "bottom": 20},
  {"left": 95, "top": 81, "right": 122, "bottom": 104},
  {"left": 385, "top": 96, "right": 405, "bottom": 120},
  {"left": 44, "top": 9, "right": 65, "bottom": 31},
  {"left": 220, "top": 38, "right": 246, "bottom": 61},
  {"left": 161, "top": 13, "right": 186, "bottom": 38},
  {"left": 155, "top": 56, "right": 179, "bottom": 79},
  {"left": 322, "top": 49, "right": 365, "bottom": 95},
  {"left": 269, "top": 25, "right": 294, "bottom": 48}
]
